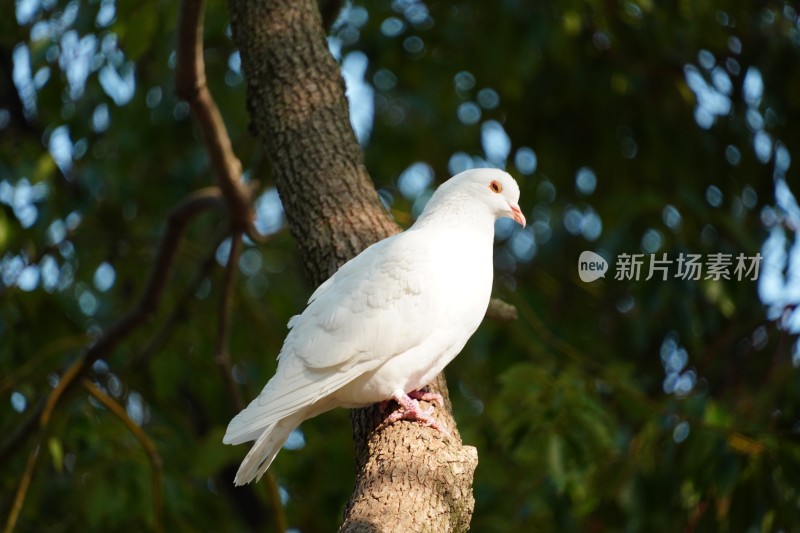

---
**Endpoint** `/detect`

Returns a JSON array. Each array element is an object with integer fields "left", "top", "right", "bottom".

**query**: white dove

[{"left": 223, "top": 168, "right": 525, "bottom": 485}]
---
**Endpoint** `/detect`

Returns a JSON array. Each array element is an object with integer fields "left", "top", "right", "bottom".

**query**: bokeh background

[{"left": 2, "top": 0, "right": 800, "bottom": 530}]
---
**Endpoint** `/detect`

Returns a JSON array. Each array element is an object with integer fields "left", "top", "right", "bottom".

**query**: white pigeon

[{"left": 223, "top": 168, "right": 525, "bottom": 485}]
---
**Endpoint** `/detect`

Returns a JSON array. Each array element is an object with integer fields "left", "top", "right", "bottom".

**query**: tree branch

[
  {"left": 2, "top": 441, "right": 39, "bottom": 533},
  {"left": 128, "top": 224, "right": 230, "bottom": 371},
  {"left": 0, "top": 334, "right": 87, "bottom": 397},
  {"left": 226, "top": 1, "right": 478, "bottom": 529},
  {"left": 214, "top": 231, "right": 246, "bottom": 412},
  {"left": 486, "top": 297, "right": 518, "bottom": 322},
  {"left": 227, "top": 0, "right": 399, "bottom": 281},
  {"left": 175, "top": 3, "right": 289, "bottom": 526},
  {"left": 82, "top": 379, "right": 164, "bottom": 533},
  {"left": 0, "top": 188, "right": 224, "bottom": 467},
  {"left": 175, "top": 0, "right": 254, "bottom": 234},
  {"left": 342, "top": 373, "right": 478, "bottom": 532}
]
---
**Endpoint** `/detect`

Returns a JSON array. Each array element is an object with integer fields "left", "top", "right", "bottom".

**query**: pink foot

[
  {"left": 382, "top": 391, "right": 451, "bottom": 437},
  {"left": 378, "top": 389, "right": 442, "bottom": 412},
  {"left": 408, "top": 389, "right": 444, "bottom": 407}
]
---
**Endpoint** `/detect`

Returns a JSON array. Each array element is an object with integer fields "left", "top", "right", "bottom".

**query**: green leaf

[
  {"left": 48, "top": 437, "right": 63, "bottom": 474},
  {"left": 547, "top": 432, "right": 566, "bottom": 494}
]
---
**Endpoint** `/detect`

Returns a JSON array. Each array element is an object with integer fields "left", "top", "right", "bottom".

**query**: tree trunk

[{"left": 225, "top": 0, "right": 478, "bottom": 531}]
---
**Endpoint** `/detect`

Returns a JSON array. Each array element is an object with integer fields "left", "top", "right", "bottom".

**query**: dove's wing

[
  {"left": 224, "top": 229, "right": 448, "bottom": 444},
  {"left": 289, "top": 230, "right": 443, "bottom": 368}
]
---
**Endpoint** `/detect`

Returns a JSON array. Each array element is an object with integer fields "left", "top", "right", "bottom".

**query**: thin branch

[
  {"left": 3, "top": 190, "right": 222, "bottom": 531},
  {"left": 5, "top": 356, "right": 89, "bottom": 533},
  {"left": 175, "top": 3, "right": 288, "bottom": 528},
  {"left": 212, "top": 231, "right": 291, "bottom": 528},
  {"left": 0, "top": 334, "right": 87, "bottom": 397},
  {"left": 39, "top": 358, "right": 85, "bottom": 429},
  {"left": 129, "top": 224, "right": 230, "bottom": 371},
  {"left": 0, "top": 396, "right": 43, "bottom": 471},
  {"left": 82, "top": 379, "right": 164, "bottom": 533},
  {"left": 175, "top": 0, "right": 253, "bottom": 233},
  {"left": 0, "top": 188, "right": 224, "bottom": 467},
  {"left": 2, "top": 444, "right": 38, "bottom": 533},
  {"left": 485, "top": 297, "right": 518, "bottom": 322},
  {"left": 214, "top": 231, "right": 246, "bottom": 412},
  {"left": 136, "top": 188, "right": 225, "bottom": 317}
]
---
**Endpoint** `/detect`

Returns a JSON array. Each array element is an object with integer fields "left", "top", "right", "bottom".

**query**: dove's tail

[{"left": 229, "top": 415, "right": 301, "bottom": 486}]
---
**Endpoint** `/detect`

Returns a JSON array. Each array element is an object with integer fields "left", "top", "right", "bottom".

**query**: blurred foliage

[{"left": 2, "top": 0, "right": 800, "bottom": 531}]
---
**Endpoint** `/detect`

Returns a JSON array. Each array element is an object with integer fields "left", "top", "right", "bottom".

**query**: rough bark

[
  {"left": 225, "top": 0, "right": 478, "bottom": 531},
  {"left": 227, "top": 0, "right": 397, "bottom": 281}
]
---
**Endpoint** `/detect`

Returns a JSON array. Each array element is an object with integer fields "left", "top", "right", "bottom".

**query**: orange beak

[{"left": 509, "top": 203, "right": 526, "bottom": 227}]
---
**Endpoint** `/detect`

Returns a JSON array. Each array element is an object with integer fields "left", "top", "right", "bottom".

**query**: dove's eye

[{"left": 489, "top": 181, "right": 503, "bottom": 193}]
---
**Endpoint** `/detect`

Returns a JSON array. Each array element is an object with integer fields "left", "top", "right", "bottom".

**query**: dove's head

[{"left": 435, "top": 168, "right": 526, "bottom": 227}]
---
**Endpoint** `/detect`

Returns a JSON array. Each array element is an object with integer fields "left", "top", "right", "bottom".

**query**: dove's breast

[{"left": 334, "top": 227, "right": 494, "bottom": 406}]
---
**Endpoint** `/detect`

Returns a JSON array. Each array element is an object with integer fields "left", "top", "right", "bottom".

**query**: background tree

[{"left": 2, "top": 0, "right": 800, "bottom": 532}]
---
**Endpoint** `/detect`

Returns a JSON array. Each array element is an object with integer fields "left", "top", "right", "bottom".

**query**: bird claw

[
  {"left": 382, "top": 392, "right": 451, "bottom": 437},
  {"left": 408, "top": 389, "right": 445, "bottom": 407}
]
